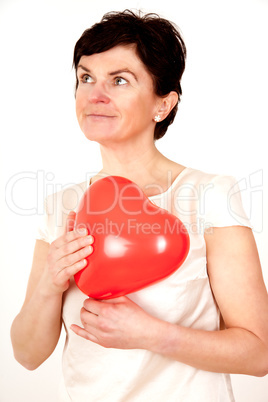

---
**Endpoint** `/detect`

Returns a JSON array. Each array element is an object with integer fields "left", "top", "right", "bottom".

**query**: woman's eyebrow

[
  {"left": 77, "top": 64, "right": 90, "bottom": 73},
  {"left": 76, "top": 65, "right": 138, "bottom": 82},
  {"left": 109, "top": 69, "right": 138, "bottom": 82}
]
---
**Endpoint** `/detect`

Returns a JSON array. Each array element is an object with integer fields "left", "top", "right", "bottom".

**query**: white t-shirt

[{"left": 36, "top": 167, "right": 251, "bottom": 402}]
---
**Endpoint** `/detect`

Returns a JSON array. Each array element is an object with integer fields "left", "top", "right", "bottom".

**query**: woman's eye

[
  {"left": 114, "top": 77, "right": 127, "bottom": 86},
  {"left": 81, "top": 74, "right": 93, "bottom": 83}
]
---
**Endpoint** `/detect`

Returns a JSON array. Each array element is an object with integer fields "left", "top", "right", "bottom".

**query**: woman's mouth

[{"left": 87, "top": 114, "right": 116, "bottom": 121}]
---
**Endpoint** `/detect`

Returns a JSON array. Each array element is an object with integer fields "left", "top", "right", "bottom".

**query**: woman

[{"left": 11, "top": 10, "right": 268, "bottom": 401}]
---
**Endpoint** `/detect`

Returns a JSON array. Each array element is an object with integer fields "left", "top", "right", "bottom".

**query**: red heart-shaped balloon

[{"left": 74, "top": 176, "right": 189, "bottom": 299}]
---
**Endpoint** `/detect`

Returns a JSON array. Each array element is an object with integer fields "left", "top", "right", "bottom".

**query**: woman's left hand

[{"left": 70, "top": 296, "right": 165, "bottom": 349}]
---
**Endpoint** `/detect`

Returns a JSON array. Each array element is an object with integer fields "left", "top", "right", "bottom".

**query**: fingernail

[{"left": 77, "top": 228, "right": 87, "bottom": 235}]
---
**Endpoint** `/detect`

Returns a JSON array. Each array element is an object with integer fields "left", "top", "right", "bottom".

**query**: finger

[
  {"left": 49, "top": 233, "right": 93, "bottom": 268},
  {"left": 70, "top": 324, "right": 99, "bottom": 343},
  {"left": 65, "top": 211, "right": 77, "bottom": 233},
  {"left": 80, "top": 308, "right": 100, "bottom": 335},
  {"left": 57, "top": 244, "right": 93, "bottom": 272},
  {"left": 101, "top": 296, "right": 128, "bottom": 304},
  {"left": 83, "top": 298, "right": 104, "bottom": 316},
  {"left": 52, "top": 227, "right": 89, "bottom": 250},
  {"left": 82, "top": 297, "right": 129, "bottom": 316},
  {"left": 59, "top": 235, "right": 94, "bottom": 259},
  {"left": 57, "top": 257, "right": 88, "bottom": 278}
]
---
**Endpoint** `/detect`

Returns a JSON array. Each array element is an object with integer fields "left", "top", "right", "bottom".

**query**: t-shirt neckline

[
  {"left": 148, "top": 167, "right": 190, "bottom": 199},
  {"left": 87, "top": 167, "right": 191, "bottom": 199}
]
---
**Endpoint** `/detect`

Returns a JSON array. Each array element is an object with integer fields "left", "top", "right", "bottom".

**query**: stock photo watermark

[{"left": 5, "top": 169, "right": 264, "bottom": 234}]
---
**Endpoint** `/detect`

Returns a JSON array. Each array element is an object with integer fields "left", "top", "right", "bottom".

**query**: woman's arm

[
  {"left": 11, "top": 240, "right": 62, "bottom": 370},
  {"left": 151, "top": 229, "right": 268, "bottom": 374},
  {"left": 10, "top": 213, "right": 94, "bottom": 370},
  {"left": 72, "top": 226, "right": 268, "bottom": 376},
  {"left": 153, "top": 226, "right": 268, "bottom": 376}
]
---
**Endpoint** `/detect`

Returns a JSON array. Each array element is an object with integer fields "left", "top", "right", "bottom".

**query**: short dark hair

[{"left": 73, "top": 10, "right": 186, "bottom": 140}]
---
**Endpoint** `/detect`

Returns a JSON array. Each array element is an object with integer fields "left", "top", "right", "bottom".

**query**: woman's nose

[{"left": 88, "top": 83, "right": 110, "bottom": 104}]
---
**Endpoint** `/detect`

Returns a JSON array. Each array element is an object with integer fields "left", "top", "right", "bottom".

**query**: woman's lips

[{"left": 86, "top": 114, "right": 116, "bottom": 120}]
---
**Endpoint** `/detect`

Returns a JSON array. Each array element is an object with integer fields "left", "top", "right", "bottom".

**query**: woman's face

[{"left": 75, "top": 45, "right": 161, "bottom": 146}]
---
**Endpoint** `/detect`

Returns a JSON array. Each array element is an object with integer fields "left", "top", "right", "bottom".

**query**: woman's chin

[{"left": 83, "top": 131, "right": 118, "bottom": 146}]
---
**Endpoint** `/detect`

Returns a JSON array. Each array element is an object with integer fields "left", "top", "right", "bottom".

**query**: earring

[{"left": 154, "top": 115, "right": 161, "bottom": 122}]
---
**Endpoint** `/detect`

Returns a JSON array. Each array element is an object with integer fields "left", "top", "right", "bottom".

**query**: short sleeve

[
  {"left": 204, "top": 175, "right": 252, "bottom": 229},
  {"left": 35, "top": 192, "right": 63, "bottom": 244},
  {"left": 35, "top": 196, "right": 51, "bottom": 243},
  {"left": 35, "top": 181, "right": 88, "bottom": 244}
]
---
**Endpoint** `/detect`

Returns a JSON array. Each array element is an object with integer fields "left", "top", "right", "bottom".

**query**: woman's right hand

[{"left": 40, "top": 211, "right": 94, "bottom": 296}]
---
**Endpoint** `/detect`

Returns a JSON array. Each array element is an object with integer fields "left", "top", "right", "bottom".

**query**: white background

[{"left": 1, "top": 0, "right": 267, "bottom": 401}]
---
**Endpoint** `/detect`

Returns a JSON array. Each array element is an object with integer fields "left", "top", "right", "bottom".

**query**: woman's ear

[{"left": 153, "top": 91, "right": 178, "bottom": 122}]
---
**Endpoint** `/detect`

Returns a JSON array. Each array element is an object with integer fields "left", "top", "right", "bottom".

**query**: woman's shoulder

[
  {"left": 175, "top": 167, "right": 251, "bottom": 230},
  {"left": 178, "top": 166, "right": 237, "bottom": 186},
  {"left": 44, "top": 180, "right": 88, "bottom": 214},
  {"left": 37, "top": 180, "right": 89, "bottom": 243},
  {"left": 169, "top": 167, "right": 239, "bottom": 202}
]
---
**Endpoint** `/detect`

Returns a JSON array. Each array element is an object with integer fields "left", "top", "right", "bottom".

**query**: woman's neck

[
  {"left": 100, "top": 142, "right": 161, "bottom": 177},
  {"left": 91, "top": 140, "right": 185, "bottom": 197}
]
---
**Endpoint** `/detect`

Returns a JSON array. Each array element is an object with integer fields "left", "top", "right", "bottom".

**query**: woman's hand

[
  {"left": 40, "top": 211, "right": 94, "bottom": 296},
  {"left": 71, "top": 296, "right": 166, "bottom": 350},
  {"left": 11, "top": 210, "right": 94, "bottom": 370}
]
